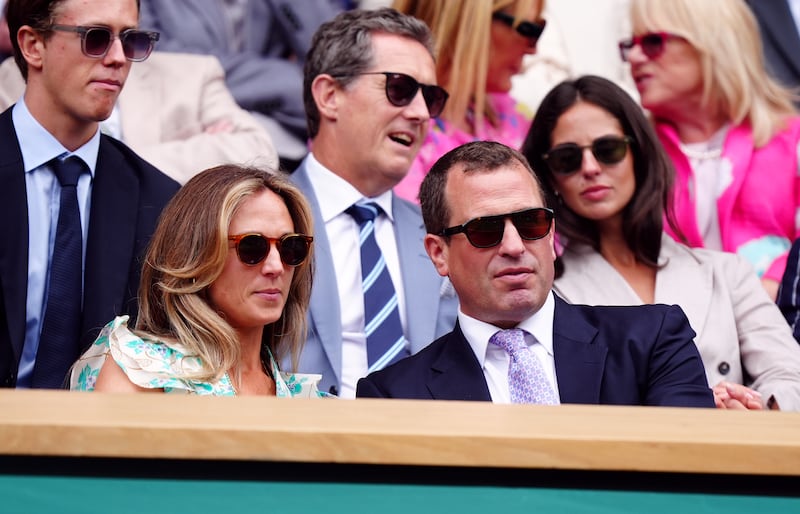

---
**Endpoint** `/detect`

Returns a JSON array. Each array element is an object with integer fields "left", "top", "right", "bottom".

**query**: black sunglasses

[
  {"left": 492, "top": 12, "right": 547, "bottom": 45},
  {"left": 543, "top": 136, "right": 632, "bottom": 175},
  {"left": 440, "top": 208, "right": 554, "bottom": 248},
  {"left": 49, "top": 24, "right": 160, "bottom": 62},
  {"left": 618, "top": 32, "right": 686, "bottom": 62},
  {"left": 228, "top": 233, "right": 313, "bottom": 267},
  {"left": 349, "top": 72, "right": 449, "bottom": 118}
]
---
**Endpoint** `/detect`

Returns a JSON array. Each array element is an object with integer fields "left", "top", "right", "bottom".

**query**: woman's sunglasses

[
  {"left": 440, "top": 208, "right": 554, "bottom": 248},
  {"left": 492, "top": 12, "right": 547, "bottom": 46},
  {"left": 49, "top": 24, "right": 160, "bottom": 62},
  {"left": 543, "top": 136, "right": 632, "bottom": 175},
  {"left": 228, "top": 233, "right": 313, "bottom": 267},
  {"left": 618, "top": 32, "right": 686, "bottom": 62},
  {"left": 348, "top": 72, "right": 449, "bottom": 118}
]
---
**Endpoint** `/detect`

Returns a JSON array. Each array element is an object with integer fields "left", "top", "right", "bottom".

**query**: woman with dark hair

[
  {"left": 522, "top": 75, "right": 800, "bottom": 411},
  {"left": 70, "top": 164, "right": 324, "bottom": 397}
]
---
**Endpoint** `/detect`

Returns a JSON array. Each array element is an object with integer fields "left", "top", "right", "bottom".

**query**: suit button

[{"left": 718, "top": 362, "right": 730, "bottom": 375}]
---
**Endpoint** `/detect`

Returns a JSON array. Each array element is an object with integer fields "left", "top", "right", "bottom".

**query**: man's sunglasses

[
  {"left": 228, "top": 233, "right": 313, "bottom": 267},
  {"left": 618, "top": 32, "right": 685, "bottom": 62},
  {"left": 543, "top": 136, "right": 632, "bottom": 175},
  {"left": 351, "top": 72, "right": 449, "bottom": 118},
  {"left": 49, "top": 24, "right": 160, "bottom": 62},
  {"left": 440, "top": 208, "right": 554, "bottom": 248},
  {"left": 492, "top": 12, "right": 547, "bottom": 45}
]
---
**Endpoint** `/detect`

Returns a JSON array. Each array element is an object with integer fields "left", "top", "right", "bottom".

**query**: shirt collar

[
  {"left": 459, "top": 291, "right": 556, "bottom": 366},
  {"left": 13, "top": 98, "right": 100, "bottom": 177},
  {"left": 305, "top": 152, "right": 394, "bottom": 222}
]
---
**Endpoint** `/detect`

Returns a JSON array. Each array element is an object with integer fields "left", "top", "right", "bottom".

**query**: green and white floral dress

[{"left": 70, "top": 316, "right": 327, "bottom": 397}]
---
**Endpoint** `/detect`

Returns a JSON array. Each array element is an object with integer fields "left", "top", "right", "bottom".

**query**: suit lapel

[
  {"left": 716, "top": 123, "right": 754, "bottom": 238},
  {"left": 426, "top": 323, "right": 492, "bottom": 401},
  {"left": 81, "top": 137, "right": 139, "bottom": 346},
  {"left": 291, "top": 162, "right": 343, "bottom": 384},
  {"left": 393, "top": 196, "right": 442, "bottom": 352},
  {"left": 655, "top": 238, "right": 712, "bottom": 339},
  {"left": 0, "top": 108, "right": 29, "bottom": 360},
  {"left": 552, "top": 296, "right": 607, "bottom": 404}
]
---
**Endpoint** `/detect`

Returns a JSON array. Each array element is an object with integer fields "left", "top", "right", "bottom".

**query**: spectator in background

[
  {"left": 356, "top": 141, "right": 714, "bottom": 408},
  {"left": 139, "top": 0, "right": 342, "bottom": 171},
  {"left": 777, "top": 238, "right": 800, "bottom": 343},
  {"left": 510, "top": 0, "right": 637, "bottom": 112},
  {"left": 1, "top": 0, "right": 179, "bottom": 388},
  {"left": 290, "top": 8, "right": 458, "bottom": 397},
  {"left": 71, "top": 166, "right": 324, "bottom": 397},
  {"left": 622, "top": 0, "right": 800, "bottom": 300},
  {"left": 747, "top": 0, "right": 800, "bottom": 108},
  {"left": 523, "top": 75, "right": 800, "bottom": 411},
  {"left": 0, "top": 52, "right": 278, "bottom": 183},
  {"left": 392, "top": 0, "right": 543, "bottom": 203}
]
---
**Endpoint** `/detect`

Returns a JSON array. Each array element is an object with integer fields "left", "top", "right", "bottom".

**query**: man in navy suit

[
  {"left": 288, "top": 9, "right": 458, "bottom": 397},
  {"left": 357, "top": 141, "right": 714, "bottom": 407},
  {"left": 748, "top": 0, "right": 800, "bottom": 108},
  {"left": 0, "top": 0, "right": 179, "bottom": 388}
]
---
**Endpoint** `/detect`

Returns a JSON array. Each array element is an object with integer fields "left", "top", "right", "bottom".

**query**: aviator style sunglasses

[
  {"left": 543, "top": 135, "right": 633, "bottom": 175},
  {"left": 228, "top": 233, "right": 313, "bottom": 267},
  {"left": 492, "top": 12, "right": 547, "bottom": 45},
  {"left": 346, "top": 72, "right": 449, "bottom": 118},
  {"left": 49, "top": 24, "right": 160, "bottom": 62},
  {"left": 618, "top": 32, "right": 686, "bottom": 62},
  {"left": 440, "top": 207, "right": 554, "bottom": 248}
]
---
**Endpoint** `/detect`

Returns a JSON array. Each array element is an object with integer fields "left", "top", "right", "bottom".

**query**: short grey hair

[{"left": 303, "top": 7, "right": 435, "bottom": 139}]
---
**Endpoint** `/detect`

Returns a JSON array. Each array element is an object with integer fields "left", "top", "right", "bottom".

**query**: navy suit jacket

[
  {"left": 0, "top": 107, "right": 180, "bottom": 387},
  {"left": 748, "top": 0, "right": 800, "bottom": 105},
  {"left": 357, "top": 295, "right": 714, "bottom": 407},
  {"left": 289, "top": 158, "right": 459, "bottom": 395}
]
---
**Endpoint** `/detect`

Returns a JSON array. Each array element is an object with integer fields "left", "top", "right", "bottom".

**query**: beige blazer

[
  {"left": 554, "top": 235, "right": 800, "bottom": 411},
  {"left": 0, "top": 52, "right": 277, "bottom": 183}
]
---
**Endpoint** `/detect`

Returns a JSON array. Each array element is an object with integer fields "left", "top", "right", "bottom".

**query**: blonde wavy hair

[
  {"left": 631, "top": 0, "right": 797, "bottom": 146},
  {"left": 135, "top": 165, "right": 314, "bottom": 382},
  {"left": 393, "top": 0, "right": 543, "bottom": 132}
]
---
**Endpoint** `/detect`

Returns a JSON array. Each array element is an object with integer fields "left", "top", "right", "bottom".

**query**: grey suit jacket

[
  {"left": 139, "top": 0, "right": 341, "bottom": 137},
  {"left": 554, "top": 236, "right": 800, "bottom": 411},
  {"left": 289, "top": 158, "right": 459, "bottom": 394}
]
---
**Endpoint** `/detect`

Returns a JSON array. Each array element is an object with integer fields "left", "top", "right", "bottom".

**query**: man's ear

[
  {"left": 16, "top": 25, "right": 46, "bottom": 74},
  {"left": 424, "top": 233, "right": 449, "bottom": 277},
  {"left": 311, "top": 74, "right": 342, "bottom": 122}
]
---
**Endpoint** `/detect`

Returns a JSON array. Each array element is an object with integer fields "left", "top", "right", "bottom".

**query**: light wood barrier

[{"left": 1, "top": 390, "right": 799, "bottom": 513}]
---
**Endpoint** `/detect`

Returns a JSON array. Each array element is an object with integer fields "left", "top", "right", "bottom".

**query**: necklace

[{"left": 680, "top": 144, "right": 723, "bottom": 160}]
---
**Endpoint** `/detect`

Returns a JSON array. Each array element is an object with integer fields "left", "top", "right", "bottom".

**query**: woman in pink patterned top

[{"left": 392, "top": 0, "right": 544, "bottom": 203}]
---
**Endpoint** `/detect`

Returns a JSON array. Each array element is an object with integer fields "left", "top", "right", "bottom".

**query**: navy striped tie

[
  {"left": 32, "top": 156, "right": 87, "bottom": 388},
  {"left": 346, "top": 202, "right": 408, "bottom": 371}
]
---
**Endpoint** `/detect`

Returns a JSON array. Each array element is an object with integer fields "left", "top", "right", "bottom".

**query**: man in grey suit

[{"left": 289, "top": 8, "right": 458, "bottom": 397}]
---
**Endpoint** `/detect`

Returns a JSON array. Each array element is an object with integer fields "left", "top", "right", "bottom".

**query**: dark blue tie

[
  {"left": 346, "top": 202, "right": 408, "bottom": 372},
  {"left": 32, "top": 156, "right": 86, "bottom": 388}
]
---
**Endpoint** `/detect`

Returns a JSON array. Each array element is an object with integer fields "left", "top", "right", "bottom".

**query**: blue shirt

[{"left": 13, "top": 99, "right": 99, "bottom": 387}]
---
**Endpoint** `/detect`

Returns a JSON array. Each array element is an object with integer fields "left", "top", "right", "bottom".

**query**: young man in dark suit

[
  {"left": 0, "top": 0, "right": 179, "bottom": 388},
  {"left": 357, "top": 141, "right": 714, "bottom": 407}
]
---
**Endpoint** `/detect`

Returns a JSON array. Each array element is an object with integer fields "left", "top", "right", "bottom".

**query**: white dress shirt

[
  {"left": 459, "top": 291, "right": 561, "bottom": 404},
  {"left": 305, "top": 152, "right": 408, "bottom": 398}
]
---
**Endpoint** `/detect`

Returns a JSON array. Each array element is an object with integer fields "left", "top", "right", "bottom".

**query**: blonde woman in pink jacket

[{"left": 621, "top": 0, "right": 800, "bottom": 299}]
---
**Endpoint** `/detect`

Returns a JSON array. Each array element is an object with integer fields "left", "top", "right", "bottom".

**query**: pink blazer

[{"left": 659, "top": 118, "right": 800, "bottom": 282}]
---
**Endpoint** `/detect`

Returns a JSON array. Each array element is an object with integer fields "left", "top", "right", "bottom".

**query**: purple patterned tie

[{"left": 489, "top": 328, "right": 557, "bottom": 404}]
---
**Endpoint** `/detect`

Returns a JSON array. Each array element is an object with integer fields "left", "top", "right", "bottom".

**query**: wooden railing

[{"left": 2, "top": 389, "right": 798, "bottom": 476}]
